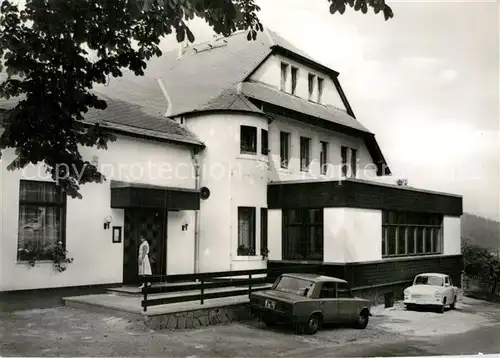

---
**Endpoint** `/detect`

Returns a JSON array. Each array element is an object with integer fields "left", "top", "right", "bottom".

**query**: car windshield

[
  {"left": 273, "top": 276, "right": 315, "bottom": 296},
  {"left": 414, "top": 275, "right": 444, "bottom": 286}
]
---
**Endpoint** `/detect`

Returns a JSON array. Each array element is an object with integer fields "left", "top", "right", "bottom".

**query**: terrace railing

[{"left": 141, "top": 264, "right": 321, "bottom": 312}]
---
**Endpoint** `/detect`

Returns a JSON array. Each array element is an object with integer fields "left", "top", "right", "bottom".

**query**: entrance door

[{"left": 123, "top": 208, "right": 166, "bottom": 285}]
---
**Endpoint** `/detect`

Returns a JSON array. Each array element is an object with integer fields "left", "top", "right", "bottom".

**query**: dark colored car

[{"left": 250, "top": 273, "right": 372, "bottom": 334}]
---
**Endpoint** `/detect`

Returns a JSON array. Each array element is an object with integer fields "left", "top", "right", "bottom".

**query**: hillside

[{"left": 461, "top": 212, "right": 500, "bottom": 252}]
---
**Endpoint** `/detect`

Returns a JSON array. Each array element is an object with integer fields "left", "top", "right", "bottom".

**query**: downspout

[{"left": 191, "top": 148, "right": 201, "bottom": 274}]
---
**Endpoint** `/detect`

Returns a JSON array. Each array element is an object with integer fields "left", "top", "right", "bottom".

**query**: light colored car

[
  {"left": 403, "top": 273, "right": 460, "bottom": 313},
  {"left": 250, "top": 273, "right": 372, "bottom": 335}
]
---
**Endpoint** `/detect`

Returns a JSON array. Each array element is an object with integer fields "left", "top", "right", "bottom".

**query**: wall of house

[
  {"left": 443, "top": 216, "right": 462, "bottom": 255},
  {"left": 184, "top": 112, "right": 268, "bottom": 273},
  {"left": 267, "top": 209, "right": 282, "bottom": 261},
  {"left": 166, "top": 210, "right": 196, "bottom": 275},
  {"left": 267, "top": 116, "right": 377, "bottom": 182},
  {"left": 1, "top": 134, "right": 196, "bottom": 291},
  {"left": 250, "top": 54, "right": 346, "bottom": 111},
  {"left": 323, "top": 208, "right": 382, "bottom": 263}
]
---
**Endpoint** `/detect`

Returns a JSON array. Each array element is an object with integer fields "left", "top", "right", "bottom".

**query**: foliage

[
  {"left": 237, "top": 244, "right": 254, "bottom": 256},
  {"left": 261, "top": 247, "right": 269, "bottom": 260},
  {"left": 18, "top": 241, "right": 74, "bottom": 272},
  {"left": 462, "top": 242, "right": 500, "bottom": 294},
  {"left": 0, "top": 0, "right": 394, "bottom": 198}
]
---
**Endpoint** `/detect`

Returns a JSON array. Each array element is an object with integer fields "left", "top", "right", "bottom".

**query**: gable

[{"left": 249, "top": 53, "right": 347, "bottom": 111}]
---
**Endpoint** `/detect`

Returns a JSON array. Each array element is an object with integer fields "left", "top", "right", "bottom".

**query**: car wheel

[
  {"left": 438, "top": 298, "right": 446, "bottom": 314},
  {"left": 450, "top": 296, "right": 457, "bottom": 310},
  {"left": 262, "top": 317, "right": 276, "bottom": 327},
  {"left": 355, "top": 310, "right": 369, "bottom": 329},
  {"left": 304, "top": 314, "right": 321, "bottom": 335}
]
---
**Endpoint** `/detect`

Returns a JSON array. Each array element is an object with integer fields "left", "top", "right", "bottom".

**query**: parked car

[
  {"left": 249, "top": 273, "right": 372, "bottom": 334},
  {"left": 403, "top": 273, "right": 459, "bottom": 313}
]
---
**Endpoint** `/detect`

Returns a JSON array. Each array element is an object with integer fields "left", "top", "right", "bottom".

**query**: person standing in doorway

[{"left": 138, "top": 236, "right": 152, "bottom": 288}]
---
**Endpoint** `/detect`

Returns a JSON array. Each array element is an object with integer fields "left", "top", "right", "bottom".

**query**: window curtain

[{"left": 17, "top": 181, "right": 62, "bottom": 261}]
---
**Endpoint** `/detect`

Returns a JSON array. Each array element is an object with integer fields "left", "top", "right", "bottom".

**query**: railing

[{"left": 141, "top": 264, "right": 321, "bottom": 312}]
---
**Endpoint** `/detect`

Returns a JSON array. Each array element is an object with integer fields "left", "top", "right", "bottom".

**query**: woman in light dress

[{"left": 138, "top": 236, "right": 152, "bottom": 288}]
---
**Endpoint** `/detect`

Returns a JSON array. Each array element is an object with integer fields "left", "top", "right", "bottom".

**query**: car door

[
  {"left": 337, "top": 282, "right": 359, "bottom": 322},
  {"left": 318, "top": 282, "right": 340, "bottom": 323}
]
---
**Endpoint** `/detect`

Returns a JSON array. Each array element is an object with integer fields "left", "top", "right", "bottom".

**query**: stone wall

[{"left": 145, "top": 304, "right": 253, "bottom": 330}]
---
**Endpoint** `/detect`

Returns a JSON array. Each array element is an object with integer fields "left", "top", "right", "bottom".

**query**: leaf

[
  {"left": 329, "top": 3, "right": 337, "bottom": 14},
  {"left": 176, "top": 28, "right": 185, "bottom": 42},
  {"left": 383, "top": 6, "right": 394, "bottom": 20},
  {"left": 186, "top": 26, "right": 195, "bottom": 42},
  {"left": 247, "top": 30, "right": 251, "bottom": 41}
]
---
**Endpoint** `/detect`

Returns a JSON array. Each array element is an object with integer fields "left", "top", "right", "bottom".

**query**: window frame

[
  {"left": 280, "top": 62, "right": 289, "bottom": 92},
  {"left": 260, "top": 208, "right": 268, "bottom": 256},
  {"left": 280, "top": 131, "right": 290, "bottom": 169},
  {"left": 308, "top": 73, "right": 316, "bottom": 101},
  {"left": 382, "top": 211, "right": 443, "bottom": 259},
  {"left": 17, "top": 180, "right": 67, "bottom": 262},
  {"left": 291, "top": 66, "right": 298, "bottom": 95},
  {"left": 261, "top": 129, "right": 268, "bottom": 155},
  {"left": 237, "top": 206, "right": 256, "bottom": 256},
  {"left": 320, "top": 141, "right": 328, "bottom": 175},
  {"left": 317, "top": 77, "right": 324, "bottom": 103},
  {"left": 282, "top": 208, "right": 324, "bottom": 261},
  {"left": 240, "top": 125, "right": 257, "bottom": 154},
  {"left": 300, "top": 136, "right": 311, "bottom": 172}
]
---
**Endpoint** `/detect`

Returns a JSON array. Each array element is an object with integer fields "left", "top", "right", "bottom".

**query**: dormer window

[
  {"left": 291, "top": 66, "right": 298, "bottom": 95},
  {"left": 280, "top": 62, "right": 289, "bottom": 92},
  {"left": 308, "top": 73, "right": 316, "bottom": 101},
  {"left": 317, "top": 77, "right": 324, "bottom": 103}
]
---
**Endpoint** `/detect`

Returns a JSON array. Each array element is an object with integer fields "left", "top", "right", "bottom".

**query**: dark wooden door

[{"left": 123, "top": 208, "right": 166, "bottom": 285}]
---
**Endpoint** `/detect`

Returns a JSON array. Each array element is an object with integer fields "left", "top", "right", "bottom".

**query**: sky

[{"left": 157, "top": 0, "right": 500, "bottom": 222}]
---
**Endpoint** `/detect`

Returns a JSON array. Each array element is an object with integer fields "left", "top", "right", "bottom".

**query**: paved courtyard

[{"left": 1, "top": 296, "right": 500, "bottom": 357}]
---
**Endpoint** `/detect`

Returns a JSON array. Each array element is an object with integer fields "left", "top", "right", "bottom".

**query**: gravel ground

[{"left": 0, "top": 296, "right": 498, "bottom": 357}]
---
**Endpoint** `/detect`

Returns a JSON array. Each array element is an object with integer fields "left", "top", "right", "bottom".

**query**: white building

[{"left": 0, "top": 29, "right": 462, "bottom": 295}]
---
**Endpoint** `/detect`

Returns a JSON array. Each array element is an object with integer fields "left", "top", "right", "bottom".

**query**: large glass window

[
  {"left": 283, "top": 208, "right": 323, "bottom": 261},
  {"left": 17, "top": 180, "right": 66, "bottom": 262},
  {"left": 238, "top": 207, "right": 256, "bottom": 256},
  {"left": 240, "top": 125, "right": 257, "bottom": 154},
  {"left": 382, "top": 211, "right": 443, "bottom": 258}
]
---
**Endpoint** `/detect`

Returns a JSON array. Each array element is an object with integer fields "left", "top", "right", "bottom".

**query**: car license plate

[{"left": 265, "top": 300, "right": 275, "bottom": 309}]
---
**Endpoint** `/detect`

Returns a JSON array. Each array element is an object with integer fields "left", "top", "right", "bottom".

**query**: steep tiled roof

[
  {"left": 0, "top": 73, "right": 203, "bottom": 146},
  {"left": 241, "top": 81, "right": 371, "bottom": 133}
]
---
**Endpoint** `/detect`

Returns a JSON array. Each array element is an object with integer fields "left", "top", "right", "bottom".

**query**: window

[
  {"left": 341, "top": 146, "right": 348, "bottom": 177},
  {"left": 308, "top": 73, "right": 316, "bottom": 101},
  {"left": 350, "top": 148, "right": 357, "bottom": 177},
  {"left": 280, "top": 62, "right": 289, "bottom": 91},
  {"left": 261, "top": 129, "right": 268, "bottom": 155},
  {"left": 17, "top": 180, "right": 66, "bottom": 262},
  {"left": 319, "top": 282, "right": 336, "bottom": 298},
  {"left": 240, "top": 125, "right": 257, "bottom": 154},
  {"left": 337, "top": 282, "right": 354, "bottom": 298},
  {"left": 317, "top": 77, "right": 324, "bottom": 103},
  {"left": 291, "top": 66, "right": 298, "bottom": 95},
  {"left": 320, "top": 141, "right": 328, "bottom": 175},
  {"left": 260, "top": 208, "right": 268, "bottom": 256},
  {"left": 341, "top": 146, "right": 357, "bottom": 178},
  {"left": 280, "top": 131, "right": 290, "bottom": 169},
  {"left": 382, "top": 211, "right": 443, "bottom": 258},
  {"left": 300, "top": 136, "right": 311, "bottom": 172},
  {"left": 238, "top": 207, "right": 256, "bottom": 256},
  {"left": 282, "top": 208, "right": 323, "bottom": 261}
]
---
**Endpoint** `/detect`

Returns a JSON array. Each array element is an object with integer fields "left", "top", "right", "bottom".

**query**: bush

[{"left": 462, "top": 242, "right": 500, "bottom": 294}]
